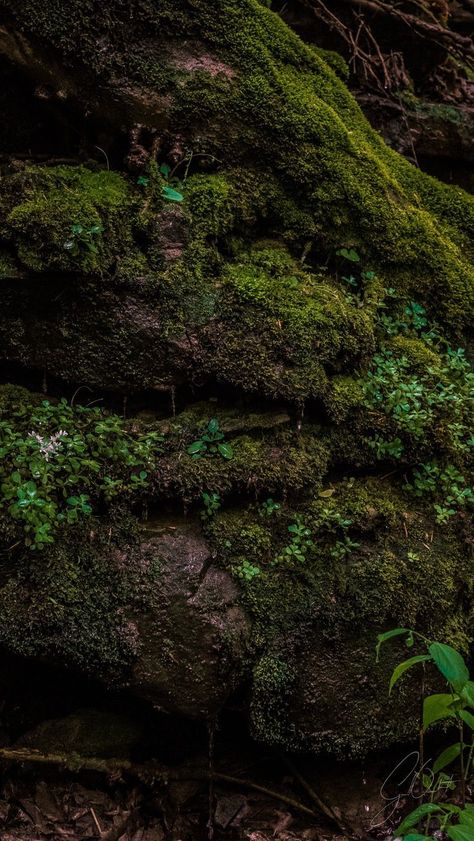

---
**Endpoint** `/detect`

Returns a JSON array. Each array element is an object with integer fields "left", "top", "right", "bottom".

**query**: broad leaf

[
  {"left": 461, "top": 681, "right": 474, "bottom": 707},
  {"left": 423, "top": 693, "right": 457, "bottom": 730},
  {"left": 162, "top": 185, "right": 184, "bottom": 202},
  {"left": 432, "top": 742, "right": 462, "bottom": 773},
  {"left": 336, "top": 247, "right": 360, "bottom": 262},
  {"left": 460, "top": 813, "right": 474, "bottom": 830},
  {"left": 187, "top": 441, "right": 204, "bottom": 455},
  {"left": 375, "top": 628, "right": 410, "bottom": 662},
  {"left": 448, "top": 826, "right": 474, "bottom": 841},
  {"left": 389, "top": 655, "right": 432, "bottom": 694},
  {"left": 459, "top": 709, "right": 474, "bottom": 731},
  {"left": 429, "top": 643, "right": 469, "bottom": 692},
  {"left": 397, "top": 804, "right": 443, "bottom": 835},
  {"left": 218, "top": 443, "right": 234, "bottom": 460}
]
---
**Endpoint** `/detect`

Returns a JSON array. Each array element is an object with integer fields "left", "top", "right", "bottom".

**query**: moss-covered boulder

[{"left": 0, "top": 0, "right": 472, "bottom": 759}]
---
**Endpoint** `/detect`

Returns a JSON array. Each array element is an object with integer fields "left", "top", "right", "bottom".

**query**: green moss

[
  {"left": 0, "top": 506, "right": 167, "bottom": 681},
  {"left": 205, "top": 477, "right": 473, "bottom": 754},
  {"left": 2, "top": 166, "right": 135, "bottom": 273},
  {"left": 1, "top": 0, "right": 472, "bottom": 329},
  {"left": 311, "top": 47, "right": 349, "bottom": 81},
  {"left": 155, "top": 418, "right": 331, "bottom": 500}
]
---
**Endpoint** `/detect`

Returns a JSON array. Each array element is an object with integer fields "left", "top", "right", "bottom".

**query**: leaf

[
  {"left": 397, "top": 804, "right": 444, "bottom": 835},
  {"left": 423, "top": 693, "right": 457, "bottom": 730},
  {"left": 218, "top": 443, "right": 233, "bottom": 460},
  {"left": 375, "top": 627, "right": 411, "bottom": 662},
  {"left": 318, "top": 488, "right": 335, "bottom": 498},
  {"left": 208, "top": 418, "right": 220, "bottom": 434},
  {"left": 432, "top": 742, "right": 462, "bottom": 773},
  {"left": 429, "top": 643, "right": 469, "bottom": 692},
  {"left": 162, "top": 185, "right": 183, "bottom": 202},
  {"left": 187, "top": 441, "right": 204, "bottom": 455},
  {"left": 336, "top": 247, "right": 360, "bottom": 262},
  {"left": 389, "top": 654, "right": 432, "bottom": 694},
  {"left": 448, "top": 826, "right": 474, "bottom": 841},
  {"left": 460, "top": 812, "right": 474, "bottom": 830},
  {"left": 160, "top": 163, "right": 171, "bottom": 178},
  {"left": 459, "top": 709, "right": 474, "bottom": 731},
  {"left": 461, "top": 681, "right": 474, "bottom": 707}
]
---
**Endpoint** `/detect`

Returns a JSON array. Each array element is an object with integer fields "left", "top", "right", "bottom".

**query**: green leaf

[
  {"left": 461, "top": 681, "right": 474, "bottom": 707},
  {"left": 423, "top": 693, "right": 457, "bottom": 730},
  {"left": 448, "top": 826, "right": 474, "bottom": 841},
  {"left": 375, "top": 628, "right": 411, "bottom": 662},
  {"left": 432, "top": 742, "right": 462, "bottom": 773},
  {"left": 429, "top": 642, "right": 469, "bottom": 692},
  {"left": 336, "top": 247, "right": 360, "bottom": 262},
  {"left": 459, "top": 709, "right": 474, "bottom": 731},
  {"left": 389, "top": 654, "right": 432, "bottom": 694},
  {"left": 218, "top": 442, "right": 233, "bottom": 460},
  {"left": 397, "top": 804, "right": 444, "bottom": 835},
  {"left": 402, "top": 835, "right": 433, "bottom": 841},
  {"left": 187, "top": 441, "right": 204, "bottom": 455},
  {"left": 162, "top": 185, "right": 183, "bottom": 202},
  {"left": 460, "top": 812, "right": 474, "bottom": 830},
  {"left": 160, "top": 163, "right": 171, "bottom": 178}
]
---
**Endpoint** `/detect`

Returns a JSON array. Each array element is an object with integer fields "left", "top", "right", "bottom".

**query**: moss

[
  {"left": 322, "top": 375, "right": 366, "bottom": 424},
  {"left": 0, "top": 517, "right": 156, "bottom": 680},
  {"left": 0, "top": 249, "right": 20, "bottom": 279},
  {"left": 387, "top": 335, "right": 442, "bottom": 371},
  {"left": 155, "top": 426, "right": 331, "bottom": 500},
  {"left": 1, "top": 166, "right": 136, "bottom": 273},
  {"left": 204, "top": 477, "right": 473, "bottom": 754},
  {"left": 311, "top": 47, "right": 349, "bottom": 81},
  {"left": 1, "top": 0, "right": 472, "bottom": 329}
]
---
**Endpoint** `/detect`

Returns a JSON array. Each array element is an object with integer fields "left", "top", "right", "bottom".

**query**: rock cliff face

[{"left": 0, "top": 0, "right": 472, "bottom": 758}]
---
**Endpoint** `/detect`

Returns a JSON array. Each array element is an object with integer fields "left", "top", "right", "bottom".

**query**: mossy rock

[{"left": 16, "top": 709, "right": 144, "bottom": 759}]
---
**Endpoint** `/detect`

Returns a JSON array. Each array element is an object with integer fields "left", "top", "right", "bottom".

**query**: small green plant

[
  {"left": 367, "top": 434, "right": 404, "bottom": 460},
  {"left": 330, "top": 535, "right": 360, "bottom": 560},
  {"left": 137, "top": 163, "right": 184, "bottom": 201},
  {"left": 377, "top": 628, "right": 474, "bottom": 817},
  {"left": 274, "top": 518, "right": 314, "bottom": 565},
  {"left": 236, "top": 559, "right": 261, "bottom": 581},
  {"left": 201, "top": 492, "right": 221, "bottom": 519},
  {"left": 63, "top": 222, "right": 102, "bottom": 256},
  {"left": 405, "top": 463, "right": 474, "bottom": 523},
  {"left": 187, "top": 419, "right": 233, "bottom": 460},
  {"left": 0, "top": 398, "right": 162, "bottom": 549},
  {"left": 336, "top": 247, "right": 360, "bottom": 263},
  {"left": 260, "top": 497, "right": 281, "bottom": 516}
]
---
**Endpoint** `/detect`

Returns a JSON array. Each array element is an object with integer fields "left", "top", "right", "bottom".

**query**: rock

[
  {"left": 127, "top": 521, "right": 250, "bottom": 716},
  {"left": 16, "top": 709, "right": 144, "bottom": 759}
]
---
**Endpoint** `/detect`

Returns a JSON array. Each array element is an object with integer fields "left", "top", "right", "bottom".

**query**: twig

[
  {"left": 0, "top": 748, "right": 319, "bottom": 821},
  {"left": 90, "top": 807, "right": 103, "bottom": 836},
  {"left": 211, "top": 772, "right": 317, "bottom": 818},
  {"left": 280, "top": 754, "right": 348, "bottom": 832}
]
